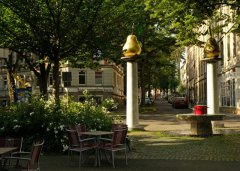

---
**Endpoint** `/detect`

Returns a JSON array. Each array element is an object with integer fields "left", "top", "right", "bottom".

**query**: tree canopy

[
  {"left": 0, "top": 0, "right": 146, "bottom": 103},
  {"left": 0, "top": 0, "right": 184, "bottom": 104},
  {"left": 145, "top": 0, "right": 240, "bottom": 46}
]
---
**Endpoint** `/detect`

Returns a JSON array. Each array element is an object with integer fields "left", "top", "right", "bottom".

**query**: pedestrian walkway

[{"left": 138, "top": 99, "right": 240, "bottom": 135}]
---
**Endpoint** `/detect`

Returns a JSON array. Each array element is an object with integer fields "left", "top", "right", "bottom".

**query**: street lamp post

[{"left": 121, "top": 34, "right": 141, "bottom": 130}]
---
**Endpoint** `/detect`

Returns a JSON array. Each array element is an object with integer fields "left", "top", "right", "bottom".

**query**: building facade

[
  {"left": 184, "top": 5, "right": 240, "bottom": 114},
  {"left": 0, "top": 48, "right": 125, "bottom": 106},
  {"left": 58, "top": 59, "right": 125, "bottom": 105}
]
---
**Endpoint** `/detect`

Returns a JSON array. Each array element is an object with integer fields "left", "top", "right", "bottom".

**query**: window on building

[
  {"left": 227, "top": 34, "right": 231, "bottom": 60},
  {"left": 79, "top": 95, "right": 102, "bottom": 104},
  {"left": 79, "top": 71, "right": 86, "bottom": 85},
  {"left": 231, "top": 79, "right": 235, "bottom": 107},
  {"left": 113, "top": 72, "right": 116, "bottom": 87},
  {"left": 221, "top": 82, "right": 225, "bottom": 106},
  {"left": 233, "top": 33, "right": 237, "bottom": 57},
  {"left": 0, "top": 60, "right": 6, "bottom": 72},
  {"left": 62, "top": 72, "right": 72, "bottom": 87},
  {"left": 221, "top": 79, "right": 235, "bottom": 107},
  {"left": 220, "top": 40, "right": 224, "bottom": 65},
  {"left": 92, "top": 96, "right": 102, "bottom": 105},
  {"left": 230, "top": 80, "right": 234, "bottom": 106},
  {"left": 95, "top": 71, "right": 102, "bottom": 85},
  {"left": 3, "top": 77, "right": 7, "bottom": 89},
  {"left": 226, "top": 80, "right": 230, "bottom": 106},
  {"left": 79, "top": 96, "right": 86, "bottom": 102}
]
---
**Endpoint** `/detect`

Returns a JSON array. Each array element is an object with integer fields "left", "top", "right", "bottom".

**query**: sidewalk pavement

[{"left": 134, "top": 99, "right": 240, "bottom": 134}]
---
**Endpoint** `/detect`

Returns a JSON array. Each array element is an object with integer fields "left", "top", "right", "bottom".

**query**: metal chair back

[
  {"left": 112, "top": 128, "right": 128, "bottom": 147},
  {"left": 66, "top": 129, "right": 80, "bottom": 148},
  {"left": 29, "top": 140, "right": 44, "bottom": 170}
]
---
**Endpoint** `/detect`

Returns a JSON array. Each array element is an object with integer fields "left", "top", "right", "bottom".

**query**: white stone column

[
  {"left": 207, "top": 63, "right": 217, "bottom": 114},
  {"left": 207, "top": 62, "right": 221, "bottom": 127},
  {"left": 126, "top": 61, "right": 139, "bottom": 130}
]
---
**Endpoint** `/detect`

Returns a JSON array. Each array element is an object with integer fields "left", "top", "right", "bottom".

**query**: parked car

[{"left": 172, "top": 96, "right": 188, "bottom": 108}]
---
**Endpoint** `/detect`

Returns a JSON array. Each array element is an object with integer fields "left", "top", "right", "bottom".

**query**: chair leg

[
  {"left": 103, "top": 150, "right": 110, "bottom": 163},
  {"left": 94, "top": 149, "right": 97, "bottom": 166},
  {"left": 112, "top": 151, "right": 115, "bottom": 168},
  {"left": 125, "top": 148, "right": 128, "bottom": 165},
  {"left": 68, "top": 150, "right": 70, "bottom": 164},
  {"left": 79, "top": 152, "right": 82, "bottom": 168},
  {"left": 97, "top": 149, "right": 101, "bottom": 166}
]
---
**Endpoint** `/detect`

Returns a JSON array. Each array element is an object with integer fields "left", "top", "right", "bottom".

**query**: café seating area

[{"left": 66, "top": 123, "right": 129, "bottom": 168}]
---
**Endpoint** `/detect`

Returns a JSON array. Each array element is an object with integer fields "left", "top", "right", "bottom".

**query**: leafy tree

[
  {"left": 0, "top": 0, "right": 183, "bottom": 107},
  {"left": 145, "top": 0, "right": 240, "bottom": 46},
  {"left": 137, "top": 24, "right": 177, "bottom": 104},
  {"left": 0, "top": 0, "right": 142, "bottom": 104}
]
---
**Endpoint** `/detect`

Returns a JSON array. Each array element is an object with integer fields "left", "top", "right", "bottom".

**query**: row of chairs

[
  {"left": 66, "top": 123, "right": 128, "bottom": 168},
  {"left": 0, "top": 137, "right": 44, "bottom": 171}
]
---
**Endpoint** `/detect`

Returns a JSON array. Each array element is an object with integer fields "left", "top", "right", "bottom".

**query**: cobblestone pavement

[
  {"left": 41, "top": 99, "right": 240, "bottom": 171},
  {"left": 126, "top": 99, "right": 240, "bottom": 170}
]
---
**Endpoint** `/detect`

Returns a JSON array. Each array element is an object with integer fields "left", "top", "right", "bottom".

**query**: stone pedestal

[
  {"left": 176, "top": 114, "right": 225, "bottom": 136},
  {"left": 190, "top": 121, "right": 213, "bottom": 136}
]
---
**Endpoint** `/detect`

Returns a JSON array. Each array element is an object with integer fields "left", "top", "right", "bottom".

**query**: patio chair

[
  {"left": 2, "top": 139, "right": 44, "bottom": 171},
  {"left": 112, "top": 124, "right": 131, "bottom": 151},
  {"left": 69, "top": 124, "right": 88, "bottom": 139},
  {"left": 75, "top": 124, "right": 88, "bottom": 138},
  {"left": 66, "top": 129, "right": 96, "bottom": 167},
  {"left": 99, "top": 128, "right": 128, "bottom": 168}
]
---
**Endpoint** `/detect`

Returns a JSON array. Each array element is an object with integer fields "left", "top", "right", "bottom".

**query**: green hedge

[{"left": 0, "top": 91, "right": 121, "bottom": 153}]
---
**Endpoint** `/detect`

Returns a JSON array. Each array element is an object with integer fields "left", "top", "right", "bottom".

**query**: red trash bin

[{"left": 194, "top": 105, "right": 207, "bottom": 115}]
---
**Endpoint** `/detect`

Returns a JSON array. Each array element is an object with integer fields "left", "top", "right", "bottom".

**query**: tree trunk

[
  {"left": 21, "top": 52, "right": 51, "bottom": 99},
  {"left": 38, "top": 63, "right": 50, "bottom": 100},
  {"left": 154, "top": 87, "right": 157, "bottom": 100},
  {"left": 39, "top": 76, "right": 48, "bottom": 99},
  {"left": 140, "top": 59, "right": 146, "bottom": 106},
  {"left": 52, "top": 59, "right": 60, "bottom": 105},
  {"left": 147, "top": 66, "right": 151, "bottom": 98},
  {"left": 6, "top": 69, "right": 17, "bottom": 103},
  {"left": 5, "top": 53, "right": 18, "bottom": 104}
]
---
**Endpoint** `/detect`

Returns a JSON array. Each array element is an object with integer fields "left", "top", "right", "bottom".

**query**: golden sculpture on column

[
  {"left": 202, "top": 27, "right": 221, "bottom": 62},
  {"left": 122, "top": 34, "right": 141, "bottom": 58},
  {"left": 204, "top": 37, "right": 220, "bottom": 59}
]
